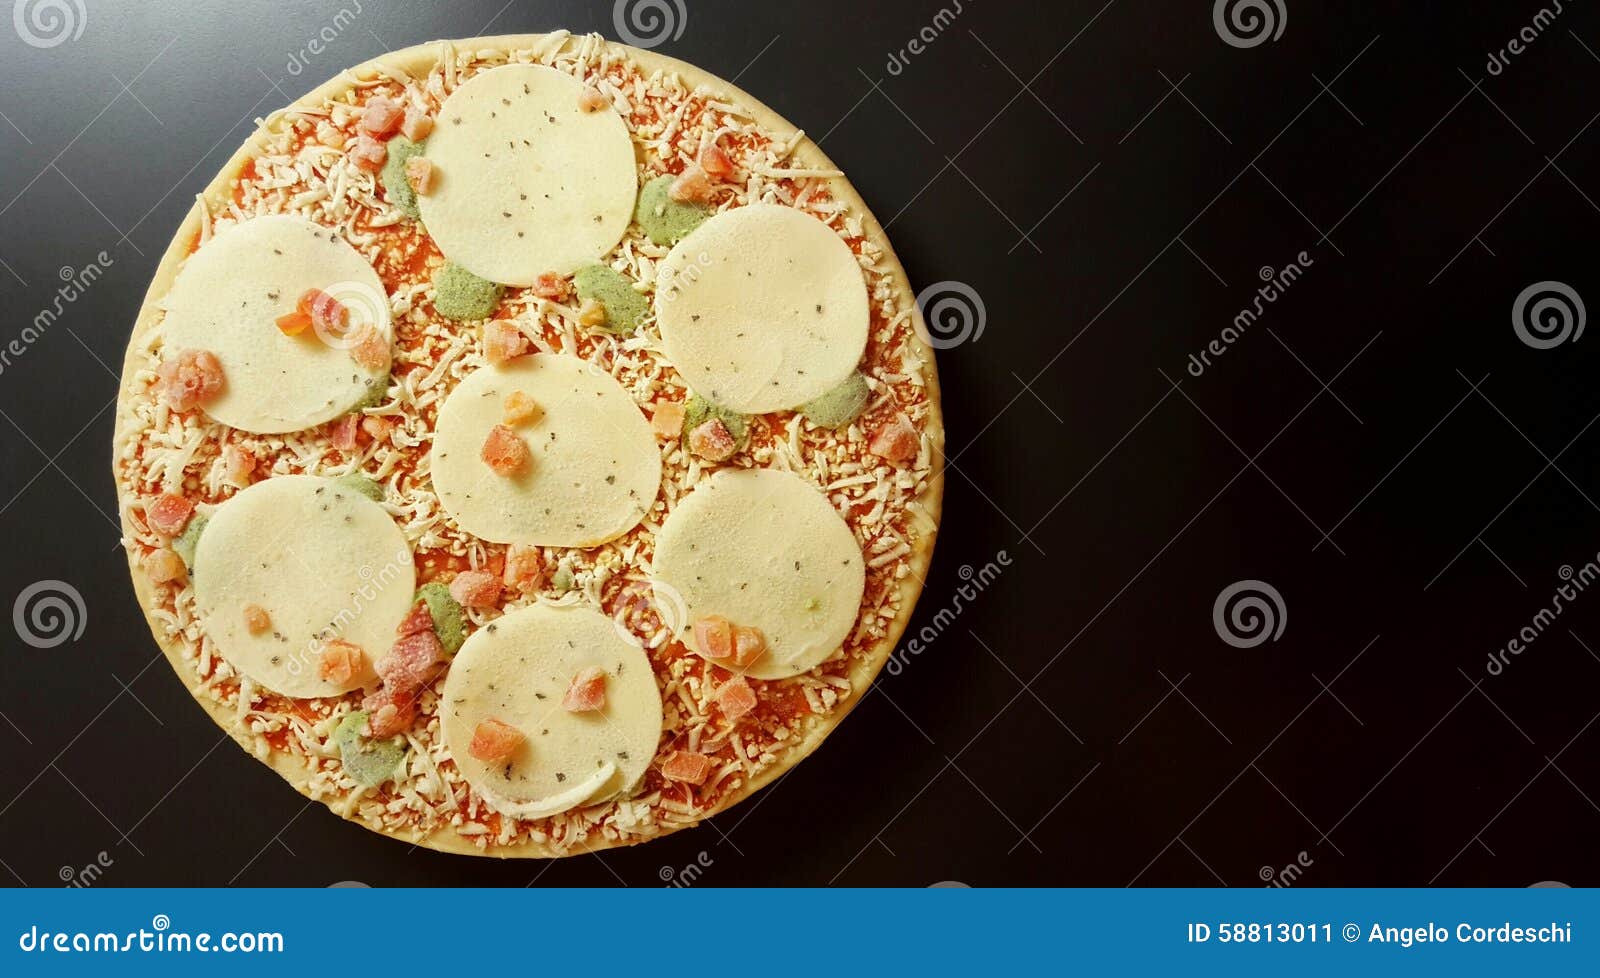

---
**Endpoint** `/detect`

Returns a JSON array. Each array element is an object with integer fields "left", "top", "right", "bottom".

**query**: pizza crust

[{"left": 113, "top": 32, "right": 945, "bottom": 860}]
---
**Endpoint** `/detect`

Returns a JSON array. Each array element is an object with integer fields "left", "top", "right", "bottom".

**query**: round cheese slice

[
  {"left": 159, "top": 214, "right": 392, "bottom": 434},
  {"left": 191, "top": 475, "right": 415, "bottom": 698},
  {"left": 656, "top": 204, "right": 870, "bottom": 413},
  {"left": 439, "top": 604, "right": 663, "bottom": 819},
  {"left": 653, "top": 468, "right": 866, "bottom": 679},
  {"left": 418, "top": 64, "right": 637, "bottom": 285},
  {"left": 431, "top": 353, "right": 660, "bottom": 547}
]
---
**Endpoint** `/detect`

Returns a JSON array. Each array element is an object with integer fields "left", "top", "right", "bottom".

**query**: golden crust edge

[{"left": 111, "top": 31, "right": 946, "bottom": 861}]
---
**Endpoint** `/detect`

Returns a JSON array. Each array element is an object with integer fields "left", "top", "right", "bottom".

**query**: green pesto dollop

[
  {"left": 682, "top": 392, "right": 750, "bottom": 450},
  {"left": 433, "top": 262, "right": 503, "bottom": 320},
  {"left": 172, "top": 513, "right": 209, "bottom": 573},
  {"left": 801, "top": 371, "right": 871, "bottom": 429},
  {"left": 333, "top": 472, "right": 385, "bottom": 502},
  {"left": 573, "top": 263, "right": 649, "bottom": 335},
  {"left": 634, "top": 174, "right": 712, "bottom": 246},
  {"left": 414, "top": 581, "right": 466, "bottom": 654},
  {"left": 380, "top": 136, "right": 426, "bottom": 219},
  {"left": 353, "top": 377, "right": 390, "bottom": 411},
  {"left": 334, "top": 711, "right": 405, "bottom": 787},
  {"left": 550, "top": 567, "right": 574, "bottom": 594}
]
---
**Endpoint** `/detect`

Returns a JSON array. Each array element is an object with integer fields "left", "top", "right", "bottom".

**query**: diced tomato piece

[
  {"left": 662, "top": 750, "right": 715, "bottom": 785},
  {"left": 403, "top": 155, "right": 434, "bottom": 196},
  {"left": 243, "top": 603, "right": 271, "bottom": 634},
  {"left": 397, "top": 600, "right": 434, "bottom": 638},
  {"left": 502, "top": 390, "right": 540, "bottom": 427},
  {"left": 482, "top": 321, "right": 529, "bottom": 364},
  {"left": 143, "top": 549, "right": 186, "bottom": 584},
  {"left": 362, "top": 686, "right": 418, "bottom": 738},
  {"left": 531, "top": 273, "right": 570, "bottom": 301},
  {"left": 669, "top": 164, "right": 714, "bottom": 203},
  {"left": 868, "top": 415, "right": 919, "bottom": 465},
  {"left": 359, "top": 98, "right": 405, "bottom": 137},
  {"left": 716, "top": 677, "right": 758, "bottom": 722},
  {"left": 449, "top": 570, "right": 501, "bottom": 610},
  {"left": 297, "top": 289, "right": 347, "bottom": 335},
  {"left": 650, "top": 401, "right": 685, "bottom": 439},
  {"left": 481, "top": 424, "right": 530, "bottom": 476},
  {"left": 158, "top": 349, "right": 225, "bottom": 411},
  {"left": 330, "top": 413, "right": 360, "bottom": 451},
  {"left": 469, "top": 719, "right": 525, "bottom": 762},
  {"left": 562, "top": 666, "right": 607, "bottom": 712},
  {"left": 146, "top": 493, "right": 195, "bottom": 536},
  {"left": 361, "top": 415, "right": 394, "bottom": 443},
  {"left": 376, "top": 628, "right": 443, "bottom": 694},
  {"left": 578, "top": 86, "right": 610, "bottom": 112},
  {"left": 687, "top": 418, "right": 736, "bottom": 462},
  {"left": 222, "top": 444, "right": 256, "bottom": 485},
  {"left": 275, "top": 310, "right": 312, "bottom": 336},
  {"left": 346, "top": 322, "right": 389, "bottom": 370},
  {"left": 502, "top": 544, "right": 544, "bottom": 592},
  {"left": 693, "top": 615, "right": 734, "bottom": 660},
  {"left": 318, "top": 640, "right": 367, "bottom": 686},
  {"left": 731, "top": 625, "right": 766, "bottom": 669},
  {"left": 699, "top": 142, "right": 735, "bottom": 181},
  {"left": 349, "top": 133, "right": 387, "bottom": 171},
  {"left": 400, "top": 106, "right": 433, "bottom": 141}
]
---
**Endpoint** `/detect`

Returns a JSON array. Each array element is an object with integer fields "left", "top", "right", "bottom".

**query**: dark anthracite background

[{"left": 1, "top": 0, "right": 1598, "bottom": 887}]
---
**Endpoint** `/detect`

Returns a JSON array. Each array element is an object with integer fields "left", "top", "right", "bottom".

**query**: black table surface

[{"left": 2, "top": 0, "right": 1598, "bottom": 887}]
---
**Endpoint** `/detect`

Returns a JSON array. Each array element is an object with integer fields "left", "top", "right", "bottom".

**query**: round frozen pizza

[{"left": 112, "top": 31, "right": 943, "bottom": 858}]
